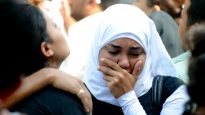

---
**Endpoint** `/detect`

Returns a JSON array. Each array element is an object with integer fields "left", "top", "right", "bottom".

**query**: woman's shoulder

[
  {"left": 10, "top": 86, "right": 86, "bottom": 115},
  {"left": 161, "top": 76, "right": 184, "bottom": 95},
  {"left": 138, "top": 76, "right": 185, "bottom": 114},
  {"left": 156, "top": 76, "right": 185, "bottom": 107}
]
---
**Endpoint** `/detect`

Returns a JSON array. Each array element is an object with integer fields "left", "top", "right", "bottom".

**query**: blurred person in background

[
  {"left": 173, "top": 0, "right": 205, "bottom": 84},
  {"left": 159, "top": 0, "right": 184, "bottom": 24},
  {"left": 135, "top": 0, "right": 184, "bottom": 58},
  {"left": 183, "top": 24, "right": 205, "bottom": 115}
]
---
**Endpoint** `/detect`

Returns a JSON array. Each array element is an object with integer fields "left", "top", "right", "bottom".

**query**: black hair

[
  {"left": 0, "top": 0, "right": 48, "bottom": 91},
  {"left": 183, "top": 24, "right": 205, "bottom": 115},
  {"left": 187, "top": 0, "right": 205, "bottom": 27},
  {"left": 188, "top": 25, "right": 205, "bottom": 105},
  {"left": 188, "top": 53, "right": 205, "bottom": 106},
  {"left": 186, "top": 24, "right": 205, "bottom": 56}
]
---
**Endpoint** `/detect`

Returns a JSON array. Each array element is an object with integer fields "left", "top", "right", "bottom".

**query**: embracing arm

[{"left": 1, "top": 68, "right": 92, "bottom": 114}]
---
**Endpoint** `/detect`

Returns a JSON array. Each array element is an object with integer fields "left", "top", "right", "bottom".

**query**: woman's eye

[
  {"left": 131, "top": 53, "right": 140, "bottom": 56},
  {"left": 130, "top": 49, "right": 145, "bottom": 57},
  {"left": 108, "top": 51, "right": 119, "bottom": 55}
]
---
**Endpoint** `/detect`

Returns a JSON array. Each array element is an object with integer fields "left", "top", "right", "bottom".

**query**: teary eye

[
  {"left": 129, "top": 47, "right": 145, "bottom": 57},
  {"left": 106, "top": 44, "right": 121, "bottom": 56},
  {"left": 108, "top": 50, "right": 119, "bottom": 55}
]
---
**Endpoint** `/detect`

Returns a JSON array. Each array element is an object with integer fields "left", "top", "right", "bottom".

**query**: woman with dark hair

[{"left": 0, "top": 0, "right": 91, "bottom": 114}]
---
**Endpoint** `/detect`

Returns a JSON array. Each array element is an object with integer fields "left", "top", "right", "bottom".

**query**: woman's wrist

[{"left": 117, "top": 90, "right": 137, "bottom": 107}]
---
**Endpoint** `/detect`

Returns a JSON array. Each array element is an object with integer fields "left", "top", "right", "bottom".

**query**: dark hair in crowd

[
  {"left": 0, "top": 0, "right": 48, "bottom": 91},
  {"left": 187, "top": 0, "right": 205, "bottom": 27},
  {"left": 188, "top": 24, "right": 205, "bottom": 105},
  {"left": 183, "top": 24, "right": 205, "bottom": 115}
]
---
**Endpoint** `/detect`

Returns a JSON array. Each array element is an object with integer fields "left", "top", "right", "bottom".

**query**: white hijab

[{"left": 84, "top": 4, "right": 178, "bottom": 106}]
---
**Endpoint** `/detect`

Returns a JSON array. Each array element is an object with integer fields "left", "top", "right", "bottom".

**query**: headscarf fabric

[{"left": 84, "top": 4, "right": 178, "bottom": 106}]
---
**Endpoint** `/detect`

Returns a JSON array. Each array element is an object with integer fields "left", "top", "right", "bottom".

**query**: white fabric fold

[{"left": 84, "top": 4, "right": 178, "bottom": 106}]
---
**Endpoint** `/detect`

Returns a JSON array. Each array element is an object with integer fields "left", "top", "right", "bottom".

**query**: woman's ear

[{"left": 41, "top": 42, "right": 54, "bottom": 57}]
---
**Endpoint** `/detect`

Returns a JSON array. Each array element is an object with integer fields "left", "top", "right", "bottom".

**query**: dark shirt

[
  {"left": 91, "top": 76, "right": 184, "bottom": 115},
  {"left": 10, "top": 86, "right": 86, "bottom": 115}
]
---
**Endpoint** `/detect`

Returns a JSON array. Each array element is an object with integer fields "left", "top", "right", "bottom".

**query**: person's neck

[
  {"left": 45, "top": 60, "right": 62, "bottom": 69},
  {"left": 45, "top": 63, "right": 58, "bottom": 69}
]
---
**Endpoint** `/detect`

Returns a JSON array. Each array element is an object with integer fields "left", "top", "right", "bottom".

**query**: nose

[{"left": 117, "top": 55, "right": 130, "bottom": 70}]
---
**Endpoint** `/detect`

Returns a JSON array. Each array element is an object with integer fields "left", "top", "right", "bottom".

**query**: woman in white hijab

[{"left": 84, "top": 4, "right": 189, "bottom": 115}]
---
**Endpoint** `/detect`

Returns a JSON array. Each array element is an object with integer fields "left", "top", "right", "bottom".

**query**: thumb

[{"left": 132, "top": 60, "right": 143, "bottom": 79}]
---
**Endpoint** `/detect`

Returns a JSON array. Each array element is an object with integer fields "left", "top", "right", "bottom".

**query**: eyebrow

[{"left": 109, "top": 44, "right": 143, "bottom": 49}]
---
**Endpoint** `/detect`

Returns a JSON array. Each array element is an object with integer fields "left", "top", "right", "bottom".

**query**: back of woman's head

[
  {"left": 187, "top": 24, "right": 205, "bottom": 106},
  {"left": 0, "top": 0, "right": 48, "bottom": 91},
  {"left": 188, "top": 54, "right": 205, "bottom": 106},
  {"left": 186, "top": 24, "right": 205, "bottom": 56}
]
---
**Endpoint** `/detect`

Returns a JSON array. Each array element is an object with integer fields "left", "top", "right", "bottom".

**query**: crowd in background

[{"left": 1, "top": 0, "right": 205, "bottom": 115}]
